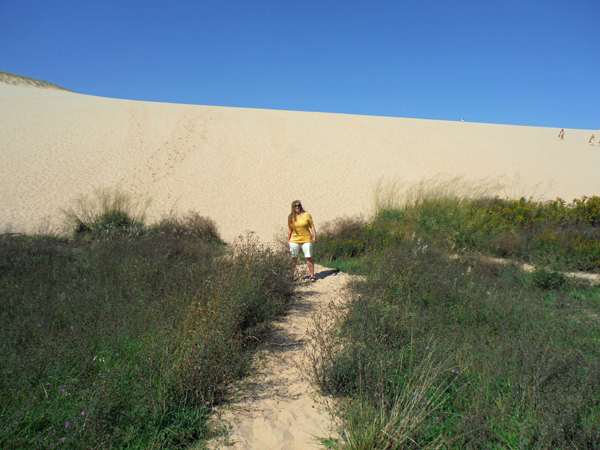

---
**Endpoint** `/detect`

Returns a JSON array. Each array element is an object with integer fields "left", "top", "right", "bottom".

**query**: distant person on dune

[
  {"left": 558, "top": 129, "right": 564, "bottom": 140},
  {"left": 591, "top": 135, "right": 595, "bottom": 145},
  {"left": 287, "top": 200, "right": 317, "bottom": 282}
]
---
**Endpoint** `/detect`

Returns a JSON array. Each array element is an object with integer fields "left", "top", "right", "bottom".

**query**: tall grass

[
  {"left": 0, "top": 191, "right": 295, "bottom": 449},
  {"left": 61, "top": 187, "right": 151, "bottom": 238},
  {"left": 371, "top": 175, "right": 504, "bottom": 214},
  {"left": 313, "top": 180, "right": 600, "bottom": 449}
]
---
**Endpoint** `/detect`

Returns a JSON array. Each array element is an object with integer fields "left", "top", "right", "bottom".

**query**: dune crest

[{"left": 0, "top": 71, "right": 71, "bottom": 91}]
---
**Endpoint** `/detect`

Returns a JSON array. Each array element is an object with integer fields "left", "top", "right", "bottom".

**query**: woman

[{"left": 287, "top": 200, "right": 317, "bottom": 282}]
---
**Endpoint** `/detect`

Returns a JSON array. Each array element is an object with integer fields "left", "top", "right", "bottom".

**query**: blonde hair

[{"left": 288, "top": 200, "right": 304, "bottom": 232}]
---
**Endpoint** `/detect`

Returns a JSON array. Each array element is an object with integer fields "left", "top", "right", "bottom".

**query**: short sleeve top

[{"left": 289, "top": 213, "right": 314, "bottom": 244}]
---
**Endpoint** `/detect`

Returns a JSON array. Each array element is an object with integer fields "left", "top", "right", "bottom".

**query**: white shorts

[{"left": 289, "top": 242, "right": 314, "bottom": 258}]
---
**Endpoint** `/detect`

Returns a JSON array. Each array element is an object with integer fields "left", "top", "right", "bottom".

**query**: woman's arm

[
  {"left": 311, "top": 226, "right": 317, "bottom": 243},
  {"left": 287, "top": 229, "right": 292, "bottom": 245}
]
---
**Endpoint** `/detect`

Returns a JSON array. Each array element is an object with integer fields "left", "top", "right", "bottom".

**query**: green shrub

[
  {"left": 317, "top": 216, "right": 405, "bottom": 272},
  {"left": 62, "top": 188, "right": 150, "bottom": 239},
  {"left": 312, "top": 222, "right": 600, "bottom": 448},
  {"left": 149, "top": 211, "right": 222, "bottom": 242},
  {"left": 531, "top": 267, "right": 567, "bottom": 290},
  {"left": 318, "top": 216, "right": 368, "bottom": 263},
  {"left": 0, "top": 217, "right": 294, "bottom": 448},
  {"left": 313, "top": 187, "right": 600, "bottom": 448},
  {"left": 368, "top": 196, "right": 600, "bottom": 272}
]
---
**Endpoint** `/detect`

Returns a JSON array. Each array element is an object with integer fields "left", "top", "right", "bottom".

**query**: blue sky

[{"left": 1, "top": 0, "right": 598, "bottom": 129}]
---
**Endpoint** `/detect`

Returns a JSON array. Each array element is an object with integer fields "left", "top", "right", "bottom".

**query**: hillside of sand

[{"left": 1, "top": 82, "right": 599, "bottom": 242}]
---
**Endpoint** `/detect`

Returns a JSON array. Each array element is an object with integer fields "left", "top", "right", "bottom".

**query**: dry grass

[
  {"left": 371, "top": 174, "right": 505, "bottom": 215},
  {"left": 151, "top": 211, "right": 221, "bottom": 241},
  {"left": 0, "top": 71, "right": 72, "bottom": 91},
  {"left": 339, "top": 348, "right": 458, "bottom": 450},
  {"left": 61, "top": 187, "right": 151, "bottom": 235},
  {"left": 370, "top": 173, "right": 556, "bottom": 217}
]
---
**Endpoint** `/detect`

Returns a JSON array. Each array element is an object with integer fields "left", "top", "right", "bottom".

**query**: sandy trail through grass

[{"left": 207, "top": 264, "right": 351, "bottom": 450}]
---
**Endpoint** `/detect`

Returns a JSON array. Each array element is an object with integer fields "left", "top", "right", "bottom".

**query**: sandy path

[
  {"left": 206, "top": 264, "right": 351, "bottom": 450},
  {"left": 479, "top": 256, "right": 600, "bottom": 284}
]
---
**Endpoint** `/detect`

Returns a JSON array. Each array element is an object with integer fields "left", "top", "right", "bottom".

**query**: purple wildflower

[{"left": 65, "top": 422, "right": 70, "bottom": 428}]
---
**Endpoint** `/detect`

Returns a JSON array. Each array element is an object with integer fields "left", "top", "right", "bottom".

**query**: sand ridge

[
  {"left": 206, "top": 265, "right": 351, "bottom": 449},
  {"left": 1, "top": 83, "right": 599, "bottom": 243}
]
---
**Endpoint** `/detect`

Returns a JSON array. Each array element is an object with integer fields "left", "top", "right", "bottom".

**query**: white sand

[{"left": 1, "top": 82, "right": 599, "bottom": 242}]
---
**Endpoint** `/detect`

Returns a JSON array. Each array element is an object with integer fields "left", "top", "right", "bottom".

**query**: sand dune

[{"left": 1, "top": 83, "right": 598, "bottom": 242}]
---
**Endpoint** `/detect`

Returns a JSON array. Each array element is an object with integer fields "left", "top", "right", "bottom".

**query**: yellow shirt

[{"left": 289, "top": 213, "right": 314, "bottom": 244}]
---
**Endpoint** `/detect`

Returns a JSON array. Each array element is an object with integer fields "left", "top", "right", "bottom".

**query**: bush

[
  {"left": 369, "top": 195, "right": 600, "bottom": 272},
  {"left": 0, "top": 216, "right": 294, "bottom": 448},
  {"left": 318, "top": 216, "right": 368, "bottom": 263},
  {"left": 149, "top": 211, "right": 221, "bottom": 242},
  {"left": 312, "top": 222, "right": 600, "bottom": 448},
  {"left": 531, "top": 266, "right": 567, "bottom": 290},
  {"left": 62, "top": 188, "right": 149, "bottom": 239},
  {"left": 317, "top": 215, "right": 406, "bottom": 272}
]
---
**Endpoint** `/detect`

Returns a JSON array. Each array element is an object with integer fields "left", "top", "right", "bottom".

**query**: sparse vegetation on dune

[
  {"left": 322, "top": 177, "right": 600, "bottom": 273},
  {"left": 3, "top": 182, "right": 600, "bottom": 449},
  {"left": 313, "top": 180, "right": 600, "bottom": 449},
  {"left": 0, "top": 71, "right": 72, "bottom": 91},
  {"left": 0, "top": 190, "right": 295, "bottom": 449}
]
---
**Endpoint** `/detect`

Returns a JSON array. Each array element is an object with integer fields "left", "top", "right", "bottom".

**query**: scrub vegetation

[
  {"left": 0, "top": 190, "right": 295, "bottom": 449},
  {"left": 0, "top": 71, "right": 73, "bottom": 91},
  {"left": 313, "top": 180, "right": 600, "bottom": 449},
  {"left": 3, "top": 181, "right": 600, "bottom": 449}
]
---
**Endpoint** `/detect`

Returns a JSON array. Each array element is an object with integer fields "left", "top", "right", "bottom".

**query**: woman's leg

[
  {"left": 306, "top": 257, "right": 315, "bottom": 278},
  {"left": 301, "top": 243, "right": 316, "bottom": 280},
  {"left": 289, "top": 243, "right": 300, "bottom": 277}
]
